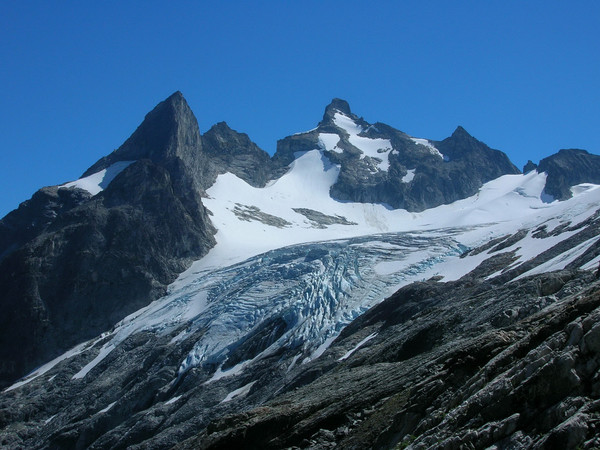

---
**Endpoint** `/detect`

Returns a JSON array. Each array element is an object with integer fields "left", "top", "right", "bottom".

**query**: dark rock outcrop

[
  {"left": 537, "top": 149, "right": 600, "bottom": 200},
  {"left": 523, "top": 159, "right": 538, "bottom": 173},
  {"left": 0, "top": 92, "right": 217, "bottom": 387},
  {"left": 0, "top": 186, "right": 91, "bottom": 263},
  {"left": 274, "top": 100, "right": 521, "bottom": 211},
  {"left": 201, "top": 121, "right": 276, "bottom": 188}
]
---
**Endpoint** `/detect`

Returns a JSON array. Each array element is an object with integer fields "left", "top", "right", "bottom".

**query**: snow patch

[
  {"left": 339, "top": 333, "right": 377, "bottom": 360},
  {"left": 514, "top": 235, "right": 600, "bottom": 280},
  {"left": 44, "top": 415, "right": 57, "bottom": 425},
  {"left": 72, "top": 343, "right": 115, "bottom": 380},
  {"left": 61, "top": 161, "right": 134, "bottom": 195},
  {"left": 5, "top": 340, "right": 91, "bottom": 392},
  {"left": 332, "top": 112, "right": 392, "bottom": 171},
  {"left": 221, "top": 381, "right": 256, "bottom": 403},
  {"left": 410, "top": 137, "right": 444, "bottom": 159},
  {"left": 402, "top": 169, "right": 416, "bottom": 183},
  {"left": 303, "top": 335, "right": 336, "bottom": 364},
  {"left": 98, "top": 401, "right": 116, "bottom": 414},
  {"left": 165, "top": 395, "right": 182, "bottom": 405},
  {"left": 204, "top": 360, "right": 249, "bottom": 384},
  {"left": 318, "top": 133, "right": 342, "bottom": 153},
  {"left": 332, "top": 112, "right": 363, "bottom": 135}
]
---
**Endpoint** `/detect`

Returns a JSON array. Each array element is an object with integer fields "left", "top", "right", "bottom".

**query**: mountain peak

[
  {"left": 82, "top": 91, "right": 202, "bottom": 177},
  {"left": 452, "top": 126, "right": 472, "bottom": 139},
  {"left": 538, "top": 148, "right": 600, "bottom": 200},
  {"left": 325, "top": 98, "right": 352, "bottom": 116},
  {"left": 319, "top": 98, "right": 359, "bottom": 130}
]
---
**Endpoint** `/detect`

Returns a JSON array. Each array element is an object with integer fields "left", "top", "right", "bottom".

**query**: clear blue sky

[{"left": 1, "top": 1, "right": 599, "bottom": 217}]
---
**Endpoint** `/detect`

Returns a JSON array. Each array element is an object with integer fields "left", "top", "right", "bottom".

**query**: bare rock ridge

[
  {"left": 82, "top": 91, "right": 203, "bottom": 178},
  {"left": 0, "top": 92, "right": 217, "bottom": 387},
  {"left": 538, "top": 149, "right": 600, "bottom": 200},
  {"left": 275, "top": 99, "right": 521, "bottom": 211}
]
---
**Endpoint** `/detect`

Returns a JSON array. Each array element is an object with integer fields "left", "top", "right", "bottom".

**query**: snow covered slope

[{"left": 196, "top": 139, "right": 599, "bottom": 272}]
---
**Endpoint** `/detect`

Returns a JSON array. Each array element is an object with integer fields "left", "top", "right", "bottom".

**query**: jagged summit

[
  {"left": 451, "top": 125, "right": 471, "bottom": 138},
  {"left": 319, "top": 98, "right": 367, "bottom": 131},
  {"left": 324, "top": 98, "right": 352, "bottom": 117},
  {"left": 82, "top": 91, "right": 202, "bottom": 177},
  {"left": 538, "top": 148, "right": 600, "bottom": 200},
  {"left": 523, "top": 159, "right": 538, "bottom": 173}
]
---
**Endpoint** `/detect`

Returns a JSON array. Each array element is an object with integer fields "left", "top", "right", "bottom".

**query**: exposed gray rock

[
  {"left": 201, "top": 121, "right": 277, "bottom": 188},
  {"left": 523, "top": 159, "right": 538, "bottom": 173},
  {"left": 0, "top": 93, "right": 217, "bottom": 388},
  {"left": 537, "top": 149, "right": 600, "bottom": 200},
  {"left": 273, "top": 100, "right": 521, "bottom": 212},
  {"left": 232, "top": 204, "right": 291, "bottom": 228},
  {"left": 292, "top": 208, "right": 357, "bottom": 228}
]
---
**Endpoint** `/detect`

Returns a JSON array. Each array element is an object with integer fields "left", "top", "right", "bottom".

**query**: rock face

[
  {"left": 523, "top": 159, "right": 538, "bottom": 173},
  {"left": 0, "top": 92, "right": 217, "bottom": 387},
  {"left": 201, "top": 121, "right": 277, "bottom": 188},
  {"left": 274, "top": 99, "right": 520, "bottom": 211},
  {"left": 537, "top": 149, "right": 600, "bottom": 200}
]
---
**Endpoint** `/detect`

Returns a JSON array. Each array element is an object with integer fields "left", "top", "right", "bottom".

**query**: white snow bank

[
  {"left": 333, "top": 112, "right": 392, "bottom": 171},
  {"left": 98, "top": 401, "right": 116, "bottom": 414},
  {"left": 61, "top": 160, "right": 134, "bottom": 195},
  {"left": 339, "top": 333, "right": 377, "bottom": 360},
  {"left": 410, "top": 137, "right": 444, "bottom": 159},
  {"left": 72, "top": 343, "right": 115, "bottom": 380},
  {"left": 318, "top": 133, "right": 342, "bottom": 153},
  {"left": 402, "top": 169, "right": 416, "bottom": 183},
  {"left": 514, "top": 235, "right": 600, "bottom": 280},
  {"left": 221, "top": 381, "right": 256, "bottom": 403},
  {"left": 165, "top": 395, "right": 182, "bottom": 405},
  {"left": 3, "top": 332, "right": 111, "bottom": 392}
]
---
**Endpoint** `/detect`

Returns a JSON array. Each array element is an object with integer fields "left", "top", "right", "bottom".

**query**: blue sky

[{"left": 1, "top": 1, "right": 599, "bottom": 217}]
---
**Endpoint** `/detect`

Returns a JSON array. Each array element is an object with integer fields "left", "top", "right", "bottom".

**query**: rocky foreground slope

[{"left": 182, "top": 270, "right": 600, "bottom": 450}]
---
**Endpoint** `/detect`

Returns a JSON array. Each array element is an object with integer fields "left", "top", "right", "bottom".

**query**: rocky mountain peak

[
  {"left": 82, "top": 91, "right": 202, "bottom": 177},
  {"left": 538, "top": 148, "right": 600, "bottom": 200},
  {"left": 523, "top": 160, "right": 538, "bottom": 173},
  {"left": 319, "top": 98, "right": 358, "bottom": 128},
  {"left": 324, "top": 98, "right": 352, "bottom": 117},
  {"left": 201, "top": 121, "right": 275, "bottom": 188},
  {"left": 451, "top": 125, "right": 473, "bottom": 140}
]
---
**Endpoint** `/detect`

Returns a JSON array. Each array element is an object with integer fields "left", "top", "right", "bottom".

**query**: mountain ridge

[
  {"left": 0, "top": 92, "right": 597, "bottom": 388},
  {"left": 1, "top": 91, "right": 600, "bottom": 449}
]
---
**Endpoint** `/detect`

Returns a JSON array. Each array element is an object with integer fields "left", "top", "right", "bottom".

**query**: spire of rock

[
  {"left": 451, "top": 126, "right": 472, "bottom": 139},
  {"left": 324, "top": 98, "right": 352, "bottom": 117},
  {"left": 523, "top": 160, "right": 538, "bottom": 173},
  {"left": 82, "top": 91, "right": 202, "bottom": 177},
  {"left": 319, "top": 98, "right": 364, "bottom": 131}
]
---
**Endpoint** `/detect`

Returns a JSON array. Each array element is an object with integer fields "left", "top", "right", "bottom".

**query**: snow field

[{"left": 61, "top": 161, "right": 134, "bottom": 195}]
